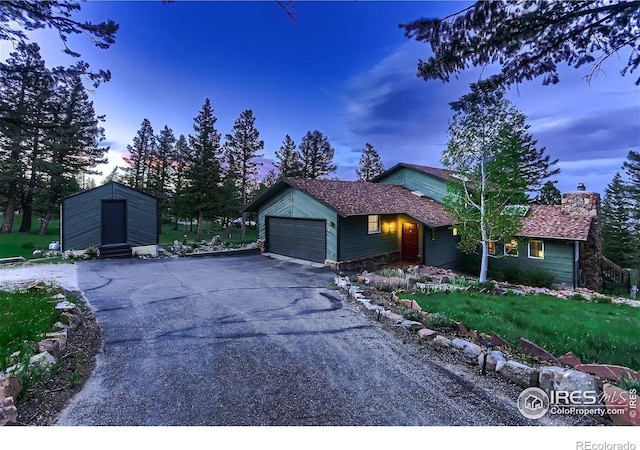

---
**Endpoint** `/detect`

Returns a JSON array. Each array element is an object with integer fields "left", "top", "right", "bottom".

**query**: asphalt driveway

[{"left": 56, "top": 254, "right": 529, "bottom": 426}]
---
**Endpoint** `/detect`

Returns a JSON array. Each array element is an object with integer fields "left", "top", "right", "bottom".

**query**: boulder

[
  {"left": 0, "top": 374, "right": 21, "bottom": 401},
  {"left": 29, "top": 351, "right": 57, "bottom": 370},
  {"left": 575, "top": 364, "right": 640, "bottom": 382},
  {"left": 45, "top": 329, "right": 68, "bottom": 350},
  {"left": 538, "top": 367, "right": 599, "bottom": 403},
  {"left": 400, "top": 320, "right": 423, "bottom": 332},
  {"left": 0, "top": 397, "right": 17, "bottom": 426},
  {"left": 37, "top": 339, "right": 62, "bottom": 362},
  {"left": 557, "top": 351, "right": 582, "bottom": 368},
  {"left": 55, "top": 300, "right": 76, "bottom": 312},
  {"left": 520, "top": 338, "right": 558, "bottom": 363},
  {"left": 432, "top": 335, "right": 451, "bottom": 347},
  {"left": 477, "top": 350, "right": 506, "bottom": 372},
  {"left": 496, "top": 360, "right": 539, "bottom": 387},
  {"left": 451, "top": 338, "right": 482, "bottom": 360},
  {"left": 489, "top": 332, "right": 510, "bottom": 347},
  {"left": 417, "top": 328, "right": 437, "bottom": 340},
  {"left": 602, "top": 383, "right": 640, "bottom": 426},
  {"left": 381, "top": 311, "right": 403, "bottom": 322}
]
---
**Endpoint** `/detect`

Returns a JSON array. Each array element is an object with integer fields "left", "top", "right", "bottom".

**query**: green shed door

[{"left": 266, "top": 217, "right": 326, "bottom": 263}]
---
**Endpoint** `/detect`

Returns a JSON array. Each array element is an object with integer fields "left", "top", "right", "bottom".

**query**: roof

[
  {"left": 63, "top": 181, "right": 158, "bottom": 201},
  {"left": 372, "top": 162, "right": 452, "bottom": 183},
  {"left": 246, "top": 178, "right": 455, "bottom": 228},
  {"left": 517, "top": 205, "right": 592, "bottom": 241}
]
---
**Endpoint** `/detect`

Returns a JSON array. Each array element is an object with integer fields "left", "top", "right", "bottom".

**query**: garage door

[{"left": 266, "top": 217, "right": 326, "bottom": 263}]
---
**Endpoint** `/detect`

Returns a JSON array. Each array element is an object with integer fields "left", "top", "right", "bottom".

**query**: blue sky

[{"left": 2, "top": 0, "right": 638, "bottom": 195}]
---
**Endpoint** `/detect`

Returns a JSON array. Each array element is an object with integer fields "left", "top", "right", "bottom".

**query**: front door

[
  {"left": 102, "top": 200, "right": 127, "bottom": 245},
  {"left": 402, "top": 223, "right": 419, "bottom": 263}
]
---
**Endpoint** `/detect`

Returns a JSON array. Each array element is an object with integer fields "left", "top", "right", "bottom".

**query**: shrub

[
  {"left": 424, "top": 312, "right": 456, "bottom": 330},
  {"left": 401, "top": 309, "right": 423, "bottom": 323},
  {"left": 569, "top": 293, "right": 588, "bottom": 302},
  {"left": 501, "top": 264, "right": 522, "bottom": 283},
  {"left": 475, "top": 280, "right": 495, "bottom": 291},
  {"left": 522, "top": 268, "right": 555, "bottom": 288},
  {"left": 22, "top": 241, "right": 34, "bottom": 249}
]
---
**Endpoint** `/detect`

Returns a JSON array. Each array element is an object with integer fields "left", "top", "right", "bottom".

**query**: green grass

[
  {"left": 400, "top": 290, "right": 640, "bottom": 371},
  {"left": 159, "top": 221, "right": 257, "bottom": 246},
  {"left": 0, "top": 215, "right": 60, "bottom": 259},
  {"left": 0, "top": 287, "right": 64, "bottom": 372}
]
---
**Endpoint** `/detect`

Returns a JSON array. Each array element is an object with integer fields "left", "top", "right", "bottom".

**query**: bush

[
  {"left": 401, "top": 309, "right": 423, "bottom": 323},
  {"left": 522, "top": 268, "right": 555, "bottom": 288},
  {"left": 424, "top": 312, "right": 456, "bottom": 330},
  {"left": 569, "top": 293, "right": 588, "bottom": 302},
  {"left": 22, "top": 241, "right": 34, "bottom": 249},
  {"left": 501, "top": 264, "right": 522, "bottom": 283}
]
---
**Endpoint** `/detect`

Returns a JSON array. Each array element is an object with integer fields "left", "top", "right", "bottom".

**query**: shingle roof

[
  {"left": 285, "top": 178, "right": 455, "bottom": 228},
  {"left": 372, "top": 162, "right": 452, "bottom": 182},
  {"left": 518, "top": 205, "right": 592, "bottom": 241}
]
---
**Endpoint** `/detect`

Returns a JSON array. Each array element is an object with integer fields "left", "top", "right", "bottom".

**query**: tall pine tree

[
  {"left": 185, "top": 99, "right": 222, "bottom": 242},
  {"left": 148, "top": 125, "right": 176, "bottom": 215},
  {"left": 535, "top": 180, "right": 562, "bottom": 205},
  {"left": 123, "top": 118, "right": 155, "bottom": 190},
  {"left": 299, "top": 130, "right": 336, "bottom": 179},
  {"left": 356, "top": 143, "right": 384, "bottom": 181},
  {"left": 274, "top": 134, "right": 302, "bottom": 177},
  {"left": 601, "top": 172, "right": 633, "bottom": 267}
]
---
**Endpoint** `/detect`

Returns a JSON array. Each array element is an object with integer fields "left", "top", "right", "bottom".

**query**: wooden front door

[{"left": 402, "top": 223, "right": 419, "bottom": 263}]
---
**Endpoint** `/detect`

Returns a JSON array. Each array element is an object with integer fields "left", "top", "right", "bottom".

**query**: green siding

[
  {"left": 258, "top": 186, "right": 338, "bottom": 261},
  {"left": 377, "top": 167, "right": 448, "bottom": 202},
  {"left": 339, "top": 214, "right": 399, "bottom": 261},
  {"left": 62, "top": 182, "right": 158, "bottom": 251},
  {"left": 424, "top": 226, "right": 462, "bottom": 269},
  {"left": 489, "top": 239, "right": 575, "bottom": 286}
]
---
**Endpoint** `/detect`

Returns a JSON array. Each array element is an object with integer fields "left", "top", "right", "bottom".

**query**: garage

[{"left": 266, "top": 217, "right": 326, "bottom": 263}]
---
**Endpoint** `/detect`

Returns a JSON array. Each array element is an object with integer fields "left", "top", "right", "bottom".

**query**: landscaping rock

[
  {"left": 55, "top": 300, "right": 76, "bottom": 312},
  {"left": 29, "top": 351, "right": 57, "bottom": 370},
  {"left": 0, "top": 397, "right": 17, "bottom": 426},
  {"left": 574, "top": 364, "right": 640, "bottom": 382},
  {"left": 37, "top": 339, "right": 62, "bottom": 362},
  {"left": 456, "top": 322, "right": 469, "bottom": 336},
  {"left": 400, "top": 320, "right": 423, "bottom": 332},
  {"left": 520, "top": 337, "right": 559, "bottom": 363},
  {"left": 489, "top": 332, "right": 510, "bottom": 347},
  {"left": 477, "top": 350, "right": 506, "bottom": 372},
  {"left": 451, "top": 338, "right": 482, "bottom": 360},
  {"left": 381, "top": 311, "right": 403, "bottom": 322},
  {"left": 410, "top": 300, "right": 422, "bottom": 312},
  {"left": 61, "top": 310, "right": 84, "bottom": 329},
  {"left": 0, "top": 374, "right": 21, "bottom": 400},
  {"left": 45, "top": 329, "right": 68, "bottom": 350},
  {"left": 602, "top": 383, "right": 640, "bottom": 426},
  {"left": 538, "top": 367, "right": 599, "bottom": 402},
  {"left": 418, "top": 328, "right": 437, "bottom": 340},
  {"left": 496, "top": 360, "right": 539, "bottom": 387},
  {"left": 402, "top": 299, "right": 413, "bottom": 309},
  {"left": 432, "top": 335, "right": 451, "bottom": 347},
  {"left": 557, "top": 351, "right": 582, "bottom": 368}
]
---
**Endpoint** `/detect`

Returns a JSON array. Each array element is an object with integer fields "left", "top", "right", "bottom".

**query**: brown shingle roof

[
  {"left": 372, "top": 162, "right": 452, "bottom": 182},
  {"left": 518, "top": 205, "right": 592, "bottom": 241},
  {"left": 285, "top": 178, "right": 455, "bottom": 228}
]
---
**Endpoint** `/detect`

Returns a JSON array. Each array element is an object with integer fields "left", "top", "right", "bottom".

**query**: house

[
  {"left": 245, "top": 163, "right": 603, "bottom": 289},
  {"left": 61, "top": 182, "right": 159, "bottom": 258}
]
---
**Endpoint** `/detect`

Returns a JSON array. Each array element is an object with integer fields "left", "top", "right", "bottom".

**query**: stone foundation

[{"left": 326, "top": 251, "right": 402, "bottom": 272}]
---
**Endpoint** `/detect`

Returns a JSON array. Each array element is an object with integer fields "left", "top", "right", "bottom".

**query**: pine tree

[
  {"left": 185, "top": 99, "right": 222, "bottom": 242},
  {"left": 274, "top": 134, "right": 301, "bottom": 177},
  {"left": 535, "top": 181, "right": 562, "bottom": 205},
  {"left": 622, "top": 149, "right": 640, "bottom": 280},
  {"left": 103, "top": 166, "right": 122, "bottom": 184},
  {"left": 123, "top": 118, "right": 155, "bottom": 190},
  {"left": 299, "top": 130, "right": 336, "bottom": 179},
  {"left": 602, "top": 172, "right": 633, "bottom": 267},
  {"left": 148, "top": 125, "right": 176, "bottom": 215},
  {"left": 223, "top": 109, "right": 264, "bottom": 238},
  {"left": 356, "top": 143, "right": 384, "bottom": 181},
  {"left": 171, "top": 134, "right": 189, "bottom": 229}
]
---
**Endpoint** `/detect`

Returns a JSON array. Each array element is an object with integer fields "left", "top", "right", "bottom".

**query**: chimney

[{"left": 561, "top": 185, "right": 602, "bottom": 290}]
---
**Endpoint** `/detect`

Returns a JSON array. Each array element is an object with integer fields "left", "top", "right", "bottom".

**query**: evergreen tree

[
  {"left": 123, "top": 118, "right": 155, "bottom": 191},
  {"left": 274, "top": 134, "right": 302, "bottom": 177},
  {"left": 148, "top": 125, "right": 176, "bottom": 215},
  {"left": 535, "top": 180, "right": 562, "bottom": 205},
  {"left": 185, "top": 99, "right": 222, "bottom": 242},
  {"left": 355, "top": 143, "right": 384, "bottom": 181},
  {"left": 299, "top": 130, "right": 336, "bottom": 179},
  {"left": 622, "top": 149, "right": 640, "bottom": 279},
  {"left": 223, "top": 109, "right": 264, "bottom": 238},
  {"left": 602, "top": 172, "right": 633, "bottom": 267},
  {"left": 103, "top": 166, "right": 122, "bottom": 184}
]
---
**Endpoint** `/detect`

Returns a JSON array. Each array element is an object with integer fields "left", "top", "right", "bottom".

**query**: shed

[{"left": 61, "top": 182, "right": 159, "bottom": 258}]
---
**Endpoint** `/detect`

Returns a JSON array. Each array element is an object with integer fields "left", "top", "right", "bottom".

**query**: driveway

[{"left": 56, "top": 254, "right": 529, "bottom": 426}]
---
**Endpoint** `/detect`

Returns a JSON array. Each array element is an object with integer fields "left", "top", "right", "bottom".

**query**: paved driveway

[{"left": 57, "top": 254, "right": 528, "bottom": 426}]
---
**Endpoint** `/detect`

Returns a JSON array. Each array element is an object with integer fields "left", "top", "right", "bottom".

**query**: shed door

[
  {"left": 267, "top": 217, "right": 326, "bottom": 263},
  {"left": 102, "top": 200, "right": 127, "bottom": 245}
]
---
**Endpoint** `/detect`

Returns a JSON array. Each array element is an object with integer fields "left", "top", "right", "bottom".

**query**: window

[
  {"left": 528, "top": 240, "right": 544, "bottom": 259},
  {"left": 505, "top": 240, "right": 519, "bottom": 257},
  {"left": 367, "top": 215, "right": 380, "bottom": 234},
  {"left": 452, "top": 227, "right": 458, "bottom": 236},
  {"left": 488, "top": 241, "right": 496, "bottom": 256}
]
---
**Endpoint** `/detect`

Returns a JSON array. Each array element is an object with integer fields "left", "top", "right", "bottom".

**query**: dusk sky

[{"left": 2, "top": 0, "right": 638, "bottom": 195}]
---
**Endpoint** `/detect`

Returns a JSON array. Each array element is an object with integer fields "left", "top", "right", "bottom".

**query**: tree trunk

[
  {"left": 19, "top": 198, "right": 33, "bottom": 232},
  {"left": 196, "top": 210, "right": 204, "bottom": 242},
  {"left": 0, "top": 202, "right": 16, "bottom": 233},
  {"left": 38, "top": 210, "right": 52, "bottom": 236},
  {"left": 241, "top": 212, "right": 247, "bottom": 240}
]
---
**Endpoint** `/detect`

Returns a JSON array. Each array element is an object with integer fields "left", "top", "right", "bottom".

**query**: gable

[{"left": 374, "top": 163, "right": 450, "bottom": 203}]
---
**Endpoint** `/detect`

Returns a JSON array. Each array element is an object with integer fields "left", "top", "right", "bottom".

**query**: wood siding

[
  {"left": 339, "top": 214, "right": 399, "bottom": 261},
  {"left": 489, "top": 239, "right": 575, "bottom": 286},
  {"left": 377, "top": 167, "right": 449, "bottom": 202},
  {"left": 258, "top": 186, "right": 339, "bottom": 261},
  {"left": 424, "top": 226, "right": 462, "bottom": 269},
  {"left": 62, "top": 183, "right": 158, "bottom": 251}
]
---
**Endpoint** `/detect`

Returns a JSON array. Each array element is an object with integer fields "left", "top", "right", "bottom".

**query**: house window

[
  {"left": 505, "top": 240, "right": 519, "bottom": 257},
  {"left": 528, "top": 240, "right": 544, "bottom": 259},
  {"left": 452, "top": 227, "right": 458, "bottom": 236},
  {"left": 488, "top": 241, "right": 496, "bottom": 256},
  {"left": 368, "top": 215, "right": 380, "bottom": 234}
]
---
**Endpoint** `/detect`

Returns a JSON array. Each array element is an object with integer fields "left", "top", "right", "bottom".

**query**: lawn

[
  {"left": 400, "top": 290, "right": 640, "bottom": 371},
  {"left": 0, "top": 215, "right": 60, "bottom": 259},
  {"left": 159, "top": 220, "right": 257, "bottom": 246}
]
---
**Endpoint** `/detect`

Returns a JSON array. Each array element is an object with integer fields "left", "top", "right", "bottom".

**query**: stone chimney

[{"left": 561, "top": 183, "right": 602, "bottom": 290}]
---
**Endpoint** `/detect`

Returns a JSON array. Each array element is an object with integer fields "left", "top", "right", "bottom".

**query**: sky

[{"left": 1, "top": 0, "right": 639, "bottom": 196}]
